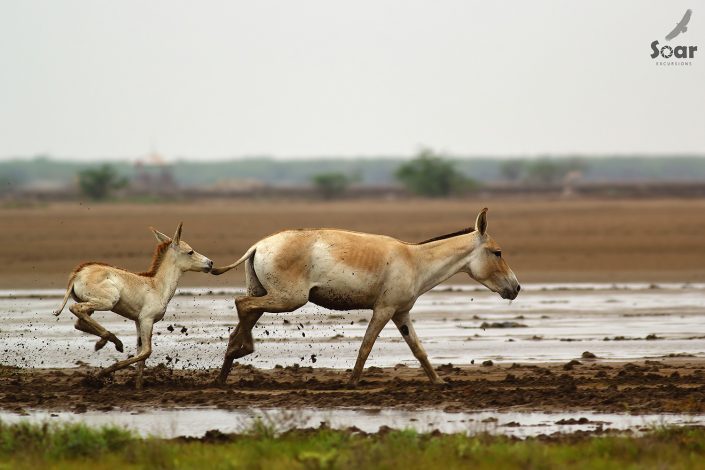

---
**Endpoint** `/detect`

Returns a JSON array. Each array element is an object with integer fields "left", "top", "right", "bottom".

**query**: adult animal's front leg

[
  {"left": 392, "top": 310, "right": 444, "bottom": 384},
  {"left": 350, "top": 307, "right": 396, "bottom": 385}
]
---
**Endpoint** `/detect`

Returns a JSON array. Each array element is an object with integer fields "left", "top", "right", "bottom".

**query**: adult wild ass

[
  {"left": 54, "top": 223, "right": 213, "bottom": 389},
  {"left": 211, "top": 208, "right": 520, "bottom": 385}
]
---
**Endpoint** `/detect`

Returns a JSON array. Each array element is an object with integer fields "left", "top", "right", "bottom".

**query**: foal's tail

[
  {"left": 210, "top": 245, "right": 257, "bottom": 275},
  {"left": 53, "top": 278, "right": 75, "bottom": 316}
]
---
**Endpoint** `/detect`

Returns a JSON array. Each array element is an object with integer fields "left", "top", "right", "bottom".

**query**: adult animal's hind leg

[
  {"left": 392, "top": 310, "right": 444, "bottom": 384},
  {"left": 224, "top": 258, "right": 267, "bottom": 359},
  {"left": 219, "top": 258, "right": 268, "bottom": 366},
  {"left": 245, "top": 258, "right": 266, "bottom": 297},
  {"left": 69, "top": 301, "right": 124, "bottom": 353},
  {"left": 350, "top": 306, "right": 396, "bottom": 386},
  {"left": 216, "top": 293, "right": 307, "bottom": 385}
]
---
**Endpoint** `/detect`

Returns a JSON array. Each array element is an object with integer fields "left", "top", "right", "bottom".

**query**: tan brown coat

[
  {"left": 212, "top": 208, "right": 520, "bottom": 385},
  {"left": 54, "top": 224, "right": 213, "bottom": 389}
]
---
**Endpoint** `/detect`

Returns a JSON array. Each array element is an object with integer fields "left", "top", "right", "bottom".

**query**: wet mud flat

[
  {"left": 2, "top": 283, "right": 705, "bottom": 437},
  {"left": 2, "top": 283, "right": 705, "bottom": 370},
  {"left": 2, "top": 358, "right": 705, "bottom": 415}
]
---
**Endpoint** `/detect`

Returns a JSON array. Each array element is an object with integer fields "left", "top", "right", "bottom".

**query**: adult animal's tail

[{"left": 210, "top": 245, "right": 257, "bottom": 275}]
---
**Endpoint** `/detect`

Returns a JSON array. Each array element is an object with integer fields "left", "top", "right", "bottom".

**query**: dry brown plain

[{"left": 0, "top": 197, "right": 704, "bottom": 289}]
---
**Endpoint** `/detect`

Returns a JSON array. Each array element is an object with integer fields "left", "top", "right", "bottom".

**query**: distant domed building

[{"left": 132, "top": 150, "right": 177, "bottom": 195}]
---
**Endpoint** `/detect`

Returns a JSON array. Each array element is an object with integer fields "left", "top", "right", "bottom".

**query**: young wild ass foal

[
  {"left": 211, "top": 208, "right": 520, "bottom": 385},
  {"left": 54, "top": 223, "right": 213, "bottom": 388}
]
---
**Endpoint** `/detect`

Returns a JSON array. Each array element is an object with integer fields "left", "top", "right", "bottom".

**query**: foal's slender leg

[
  {"left": 135, "top": 321, "right": 146, "bottom": 390},
  {"left": 216, "top": 293, "right": 307, "bottom": 385},
  {"left": 392, "top": 310, "right": 444, "bottom": 384},
  {"left": 74, "top": 317, "right": 100, "bottom": 337},
  {"left": 350, "top": 306, "right": 396, "bottom": 385},
  {"left": 98, "top": 318, "right": 154, "bottom": 378},
  {"left": 69, "top": 302, "right": 124, "bottom": 352}
]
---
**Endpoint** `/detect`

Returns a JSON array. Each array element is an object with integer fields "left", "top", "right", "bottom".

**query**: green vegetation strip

[{"left": 1, "top": 420, "right": 705, "bottom": 469}]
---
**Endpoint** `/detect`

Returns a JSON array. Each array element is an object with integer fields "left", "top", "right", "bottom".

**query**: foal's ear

[
  {"left": 171, "top": 222, "right": 183, "bottom": 245},
  {"left": 150, "top": 227, "right": 172, "bottom": 243},
  {"left": 474, "top": 208, "right": 488, "bottom": 236}
]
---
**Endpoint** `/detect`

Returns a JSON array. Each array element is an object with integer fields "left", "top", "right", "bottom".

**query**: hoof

[
  {"left": 431, "top": 377, "right": 447, "bottom": 386},
  {"left": 81, "top": 374, "right": 106, "bottom": 388},
  {"left": 213, "top": 375, "right": 228, "bottom": 388},
  {"left": 95, "top": 337, "right": 109, "bottom": 351},
  {"left": 112, "top": 337, "right": 124, "bottom": 353}
]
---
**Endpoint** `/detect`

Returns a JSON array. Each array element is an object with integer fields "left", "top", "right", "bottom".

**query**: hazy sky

[{"left": 1, "top": 1, "right": 703, "bottom": 160}]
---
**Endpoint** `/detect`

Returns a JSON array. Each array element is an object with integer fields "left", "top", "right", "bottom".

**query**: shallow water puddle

[
  {"left": 1, "top": 407, "right": 704, "bottom": 438},
  {"left": 1, "top": 283, "right": 704, "bottom": 370}
]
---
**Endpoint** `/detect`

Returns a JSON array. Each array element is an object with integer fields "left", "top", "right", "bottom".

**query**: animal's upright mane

[
  {"left": 417, "top": 227, "right": 475, "bottom": 244},
  {"left": 138, "top": 241, "right": 172, "bottom": 277},
  {"left": 68, "top": 241, "right": 172, "bottom": 286}
]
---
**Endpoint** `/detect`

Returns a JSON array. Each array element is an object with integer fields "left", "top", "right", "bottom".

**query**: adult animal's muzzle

[{"left": 501, "top": 284, "right": 520, "bottom": 300}]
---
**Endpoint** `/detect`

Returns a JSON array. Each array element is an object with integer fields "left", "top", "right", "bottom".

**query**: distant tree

[
  {"left": 395, "top": 149, "right": 475, "bottom": 197},
  {"left": 311, "top": 172, "right": 352, "bottom": 199},
  {"left": 0, "top": 173, "right": 12, "bottom": 195},
  {"left": 0, "top": 169, "right": 24, "bottom": 194},
  {"left": 499, "top": 160, "right": 525, "bottom": 182},
  {"left": 78, "top": 164, "right": 127, "bottom": 200},
  {"left": 524, "top": 159, "right": 563, "bottom": 185}
]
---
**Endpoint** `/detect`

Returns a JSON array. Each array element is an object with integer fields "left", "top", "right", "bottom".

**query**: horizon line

[{"left": 2, "top": 152, "right": 705, "bottom": 163}]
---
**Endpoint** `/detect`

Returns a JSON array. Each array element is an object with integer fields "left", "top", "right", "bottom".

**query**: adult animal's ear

[
  {"left": 475, "top": 208, "right": 488, "bottom": 236},
  {"left": 171, "top": 222, "right": 183, "bottom": 246},
  {"left": 150, "top": 227, "right": 172, "bottom": 243}
]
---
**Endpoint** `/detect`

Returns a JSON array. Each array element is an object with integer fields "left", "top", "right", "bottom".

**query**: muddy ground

[
  {"left": 2, "top": 198, "right": 705, "bottom": 422},
  {"left": 2, "top": 198, "right": 705, "bottom": 289},
  {"left": 2, "top": 358, "right": 704, "bottom": 415}
]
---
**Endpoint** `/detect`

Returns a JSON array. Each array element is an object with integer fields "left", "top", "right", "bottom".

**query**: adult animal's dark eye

[
  {"left": 188, "top": 250, "right": 194, "bottom": 255},
  {"left": 493, "top": 251, "right": 502, "bottom": 258}
]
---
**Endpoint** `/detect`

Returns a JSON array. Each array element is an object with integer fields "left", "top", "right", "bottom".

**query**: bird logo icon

[{"left": 665, "top": 9, "right": 692, "bottom": 41}]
